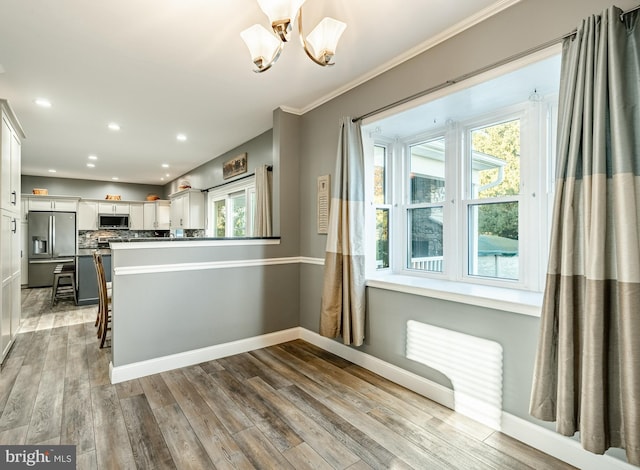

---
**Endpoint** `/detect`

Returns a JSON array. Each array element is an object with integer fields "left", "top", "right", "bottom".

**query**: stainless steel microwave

[{"left": 98, "top": 214, "right": 129, "bottom": 229}]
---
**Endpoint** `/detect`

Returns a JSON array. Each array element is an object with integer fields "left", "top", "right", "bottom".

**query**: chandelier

[{"left": 241, "top": 0, "right": 346, "bottom": 73}]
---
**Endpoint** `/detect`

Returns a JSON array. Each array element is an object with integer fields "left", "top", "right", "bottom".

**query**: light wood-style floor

[{"left": 0, "top": 288, "right": 576, "bottom": 469}]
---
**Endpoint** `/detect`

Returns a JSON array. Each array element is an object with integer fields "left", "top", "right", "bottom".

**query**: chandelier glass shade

[{"left": 241, "top": 0, "right": 346, "bottom": 73}]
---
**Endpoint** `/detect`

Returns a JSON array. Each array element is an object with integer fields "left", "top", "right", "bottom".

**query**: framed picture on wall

[
  {"left": 223, "top": 153, "right": 248, "bottom": 179},
  {"left": 317, "top": 174, "right": 330, "bottom": 234}
]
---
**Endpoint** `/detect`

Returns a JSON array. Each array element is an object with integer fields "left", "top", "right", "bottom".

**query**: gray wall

[
  {"left": 22, "top": 175, "right": 164, "bottom": 201},
  {"left": 111, "top": 244, "right": 299, "bottom": 366},
  {"left": 296, "top": 0, "right": 635, "bottom": 462},
  {"left": 110, "top": 108, "right": 303, "bottom": 366},
  {"left": 164, "top": 110, "right": 301, "bottom": 253},
  {"left": 165, "top": 129, "right": 273, "bottom": 195},
  {"left": 22, "top": 175, "right": 165, "bottom": 201}
]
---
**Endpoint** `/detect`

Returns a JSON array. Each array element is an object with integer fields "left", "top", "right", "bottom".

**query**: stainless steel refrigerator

[{"left": 28, "top": 211, "right": 76, "bottom": 287}]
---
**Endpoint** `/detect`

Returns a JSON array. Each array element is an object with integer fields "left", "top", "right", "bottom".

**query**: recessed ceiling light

[
  {"left": 161, "top": 163, "right": 169, "bottom": 168},
  {"left": 87, "top": 163, "right": 95, "bottom": 168},
  {"left": 160, "top": 178, "right": 165, "bottom": 181},
  {"left": 176, "top": 134, "right": 187, "bottom": 142},
  {"left": 34, "top": 98, "right": 52, "bottom": 108},
  {"left": 165, "top": 173, "right": 170, "bottom": 177},
  {"left": 112, "top": 177, "right": 119, "bottom": 181},
  {"left": 88, "top": 155, "right": 98, "bottom": 160},
  {"left": 108, "top": 122, "right": 120, "bottom": 131},
  {"left": 48, "top": 169, "right": 56, "bottom": 173}
]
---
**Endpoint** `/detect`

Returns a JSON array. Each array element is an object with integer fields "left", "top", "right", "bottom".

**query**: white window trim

[
  {"left": 363, "top": 50, "right": 560, "bottom": 306},
  {"left": 207, "top": 176, "right": 256, "bottom": 238},
  {"left": 366, "top": 273, "right": 543, "bottom": 317}
]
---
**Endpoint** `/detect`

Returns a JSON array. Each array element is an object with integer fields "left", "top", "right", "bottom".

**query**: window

[
  {"left": 363, "top": 52, "right": 560, "bottom": 292},
  {"left": 207, "top": 177, "right": 256, "bottom": 237},
  {"left": 466, "top": 118, "right": 520, "bottom": 281},
  {"left": 374, "top": 144, "right": 391, "bottom": 269}
]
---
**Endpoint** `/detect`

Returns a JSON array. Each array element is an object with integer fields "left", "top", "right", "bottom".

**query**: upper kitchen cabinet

[
  {"left": 98, "top": 201, "right": 129, "bottom": 214},
  {"left": 1, "top": 102, "right": 23, "bottom": 215},
  {"left": 143, "top": 200, "right": 170, "bottom": 230},
  {"left": 129, "top": 203, "right": 144, "bottom": 230},
  {"left": 27, "top": 196, "right": 79, "bottom": 212},
  {"left": 78, "top": 200, "right": 98, "bottom": 230},
  {"left": 170, "top": 189, "right": 204, "bottom": 230}
]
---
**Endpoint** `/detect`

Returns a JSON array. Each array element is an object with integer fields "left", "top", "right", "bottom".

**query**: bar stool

[{"left": 51, "top": 264, "right": 77, "bottom": 306}]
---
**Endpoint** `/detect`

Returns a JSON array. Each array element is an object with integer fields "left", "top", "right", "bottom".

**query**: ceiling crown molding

[{"left": 287, "top": 0, "right": 522, "bottom": 116}]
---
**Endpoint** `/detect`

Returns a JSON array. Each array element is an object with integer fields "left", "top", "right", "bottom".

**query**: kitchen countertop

[{"left": 109, "top": 236, "right": 280, "bottom": 243}]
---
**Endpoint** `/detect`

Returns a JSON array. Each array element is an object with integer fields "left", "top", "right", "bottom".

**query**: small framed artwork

[
  {"left": 317, "top": 174, "right": 330, "bottom": 234},
  {"left": 223, "top": 153, "right": 248, "bottom": 179}
]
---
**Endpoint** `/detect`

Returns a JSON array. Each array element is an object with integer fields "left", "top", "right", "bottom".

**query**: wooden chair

[
  {"left": 92, "top": 252, "right": 112, "bottom": 328},
  {"left": 93, "top": 251, "right": 112, "bottom": 348}
]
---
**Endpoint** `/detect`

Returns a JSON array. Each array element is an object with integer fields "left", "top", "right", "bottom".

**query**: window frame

[
  {"left": 206, "top": 176, "right": 256, "bottom": 238},
  {"left": 365, "top": 85, "right": 556, "bottom": 293}
]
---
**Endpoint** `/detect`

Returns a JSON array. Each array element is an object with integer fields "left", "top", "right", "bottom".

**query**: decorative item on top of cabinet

[{"left": 169, "top": 189, "right": 204, "bottom": 230}]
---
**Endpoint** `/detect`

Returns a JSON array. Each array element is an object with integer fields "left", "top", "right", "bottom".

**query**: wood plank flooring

[{"left": 0, "top": 287, "right": 577, "bottom": 469}]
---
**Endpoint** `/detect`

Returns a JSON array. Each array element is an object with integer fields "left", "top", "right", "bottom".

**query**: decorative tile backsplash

[
  {"left": 78, "top": 228, "right": 205, "bottom": 248},
  {"left": 78, "top": 229, "right": 170, "bottom": 247}
]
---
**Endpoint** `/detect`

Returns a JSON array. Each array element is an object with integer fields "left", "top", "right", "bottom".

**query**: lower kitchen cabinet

[
  {"left": 76, "top": 252, "right": 111, "bottom": 305},
  {"left": 0, "top": 211, "right": 20, "bottom": 363}
]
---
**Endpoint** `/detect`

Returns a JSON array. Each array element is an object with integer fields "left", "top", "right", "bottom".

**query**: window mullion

[{"left": 445, "top": 121, "right": 460, "bottom": 281}]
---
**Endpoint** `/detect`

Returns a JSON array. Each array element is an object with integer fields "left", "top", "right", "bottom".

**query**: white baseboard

[
  {"left": 299, "top": 328, "right": 635, "bottom": 470},
  {"left": 501, "top": 413, "right": 637, "bottom": 470},
  {"left": 109, "top": 326, "right": 635, "bottom": 470},
  {"left": 109, "top": 327, "right": 300, "bottom": 384},
  {"left": 297, "top": 328, "right": 456, "bottom": 409}
]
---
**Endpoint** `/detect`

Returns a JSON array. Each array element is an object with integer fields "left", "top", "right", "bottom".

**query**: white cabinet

[
  {"left": 1, "top": 113, "right": 20, "bottom": 213},
  {"left": 129, "top": 203, "right": 144, "bottom": 230},
  {"left": 98, "top": 202, "right": 129, "bottom": 214},
  {"left": 0, "top": 101, "right": 23, "bottom": 364},
  {"left": 78, "top": 200, "right": 98, "bottom": 230},
  {"left": 28, "top": 197, "right": 78, "bottom": 212},
  {"left": 0, "top": 195, "right": 20, "bottom": 359},
  {"left": 170, "top": 189, "right": 204, "bottom": 229},
  {"left": 143, "top": 200, "right": 170, "bottom": 230}
]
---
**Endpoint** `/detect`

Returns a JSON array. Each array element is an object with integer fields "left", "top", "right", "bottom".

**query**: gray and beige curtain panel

[
  {"left": 320, "top": 117, "right": 366, "bottom": 346},
  {"left": 254, "top": 164, "right": 272, "bottom": 237},
  {"left": 530, "top": 5, "right": 640, "bottom": 464}
]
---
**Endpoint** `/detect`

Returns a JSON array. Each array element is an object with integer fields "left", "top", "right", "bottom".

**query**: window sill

[{"left": 366, "top": 273, "right": 542, "bottom": 317}]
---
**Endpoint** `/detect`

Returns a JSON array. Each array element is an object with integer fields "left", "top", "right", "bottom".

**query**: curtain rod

[
  {"left": 353, "top": 4, "right": 640, "bottom": 123},
  {"left": 201, "top": 165, "right": 272, "bottom": 193}
]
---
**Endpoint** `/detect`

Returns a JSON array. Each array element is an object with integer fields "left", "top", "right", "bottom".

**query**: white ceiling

[
  {"left": 0, "top": 0, "right": 517, "bottom": 185},
  {"left": 366, "top": 52, "right": 562, "bottom": 140}
]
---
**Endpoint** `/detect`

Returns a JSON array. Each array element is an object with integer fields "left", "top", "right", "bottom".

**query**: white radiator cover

[{"left": 406, "top": 320, "right": 503, "bottom": 429}]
